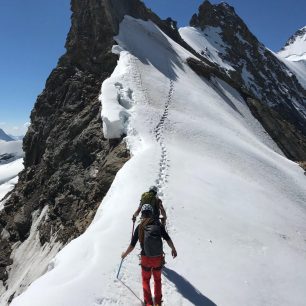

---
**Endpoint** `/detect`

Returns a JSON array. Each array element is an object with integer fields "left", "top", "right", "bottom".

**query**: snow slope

[
  {"left": 10, "top": 17, "right": 306, "bottom": 306},
  {"left": 179, "top": 26, "right": 234, "bottom": 71},
  {"left": 276, "top": 55, "right": 306, "bottom": 90}
]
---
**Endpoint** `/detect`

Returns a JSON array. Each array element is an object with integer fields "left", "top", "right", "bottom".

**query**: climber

[
  {"left": 122, "top": 204, "right": 177, "bottom": 306},
  {"left": 132, "top": 186, "right": 167, "bottom": 224}
]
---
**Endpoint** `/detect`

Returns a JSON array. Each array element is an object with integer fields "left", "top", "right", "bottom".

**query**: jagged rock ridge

[{"left": 184, "top": 0, "right": 306, "bottom": 161}]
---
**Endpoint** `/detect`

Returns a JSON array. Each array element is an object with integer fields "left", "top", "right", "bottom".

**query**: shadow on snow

[{"left": 163, "top": 267, "right": 217, "bottom": 306}]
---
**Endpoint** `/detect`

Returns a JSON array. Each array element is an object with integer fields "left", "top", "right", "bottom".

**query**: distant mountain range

[{"left": 0, "top": 128, "right": 14, "bottom": 142}]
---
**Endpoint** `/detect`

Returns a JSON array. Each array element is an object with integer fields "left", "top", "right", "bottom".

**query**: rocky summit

[{"left": 186, "top": 0, "right": 306, "bottom": 161}]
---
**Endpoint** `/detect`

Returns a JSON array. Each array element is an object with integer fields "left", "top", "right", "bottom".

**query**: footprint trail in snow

[{"left": 154, "top": 80, "right": 174, "bottom": 197}]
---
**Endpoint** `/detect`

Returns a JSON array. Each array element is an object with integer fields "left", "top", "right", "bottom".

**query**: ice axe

[{"left": 116, "top": 258, "right": 124, "bottom": 279}]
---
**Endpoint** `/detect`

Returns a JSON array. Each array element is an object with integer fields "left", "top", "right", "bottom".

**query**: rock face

[{"left": 187, "top": 0, "right": 306, "bottom": 161}]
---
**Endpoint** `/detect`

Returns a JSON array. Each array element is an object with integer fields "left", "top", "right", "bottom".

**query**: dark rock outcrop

[{"left": 187, "top": 0, "right": 306, "bottom": 160}]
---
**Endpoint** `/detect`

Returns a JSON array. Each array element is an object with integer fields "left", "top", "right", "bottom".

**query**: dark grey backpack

[{"left": 144, "top": 224, "right": 163, "bottom": 257}]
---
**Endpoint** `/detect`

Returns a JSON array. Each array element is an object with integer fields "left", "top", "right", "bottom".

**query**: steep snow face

[
  {"left": 179, "top": 26, "right": 234, "bottom": 71},
  {"left": 278, "top": 26, "right": 306, "bottom": 61},
  {"left": 11, "top": 17, "right": 306, "bottom": 306},
  {"left": 276, "top": 53, "right": 306, "bottom": 90}
]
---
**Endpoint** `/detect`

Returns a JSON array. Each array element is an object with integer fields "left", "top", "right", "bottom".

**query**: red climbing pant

[{"left": 141, "top": 255, "right": 163, "bottom": 305}]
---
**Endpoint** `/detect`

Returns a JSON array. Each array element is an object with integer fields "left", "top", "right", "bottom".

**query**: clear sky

[{"left": 0, "top": 0, "right": 305, "bottom": 135}]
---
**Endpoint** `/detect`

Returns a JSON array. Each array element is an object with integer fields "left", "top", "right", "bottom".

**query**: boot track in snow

[{"left": 154, "top": 79, "right": 174, "bottom": 196}]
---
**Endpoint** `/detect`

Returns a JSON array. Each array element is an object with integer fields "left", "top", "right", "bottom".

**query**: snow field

[{"left": 11, "top": 16, "right": 306, "bottom": 306}]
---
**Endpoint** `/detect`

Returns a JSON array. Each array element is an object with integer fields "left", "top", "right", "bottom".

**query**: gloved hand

[{"left": 172, "top": 248, "right": 177, "bottom": 258}]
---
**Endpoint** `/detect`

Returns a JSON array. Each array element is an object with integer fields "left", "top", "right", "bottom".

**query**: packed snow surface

[{"left": 11, "top": 17, "right": 306, "bottom": 306}]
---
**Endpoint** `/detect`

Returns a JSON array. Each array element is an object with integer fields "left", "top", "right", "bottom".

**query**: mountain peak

[
  {"left": 278, "top": 26, "right": 306, "bottom": 61},
  {"left": 190, "top": 1, "right": 247, "bottom": 33},
  {"left": 285, "top": 26, "right": 306, "bottom": 47},
  {"left": 0, "top": 128, "right": 14, "bottom": 142}
]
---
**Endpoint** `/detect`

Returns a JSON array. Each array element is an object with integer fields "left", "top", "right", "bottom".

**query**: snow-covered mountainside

[
  {"left": 11, "top": 15, "right": 306, "bottom": 306},
  {"left": 0, "top": 140, "right": 24, "bottom": 203},
  {"left": 278, "top": 26, "right": 306, "bottom": 61},
  {"left": 277, "top": 26, "right": 306, "bottom": 90},
  {"left": 0, "top": 129, "right": 13, "bottom": 142},
  {"left": 180, "top": 1, "right": 306, "bottom": 161}
]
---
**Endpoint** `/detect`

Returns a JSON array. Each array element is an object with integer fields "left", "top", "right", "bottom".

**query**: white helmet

[{"left": 141, "top": 204, "right": 153, "bottom": 214}]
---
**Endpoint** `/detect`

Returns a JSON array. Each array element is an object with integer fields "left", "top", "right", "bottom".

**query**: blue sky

[{"left": 0, "top": 0, "right": 305, "bottom": 135}]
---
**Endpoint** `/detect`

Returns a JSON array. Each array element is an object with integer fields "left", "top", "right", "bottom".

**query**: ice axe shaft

[{"left": 116, "top": 258, "right": 124, "bottom": 279}]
